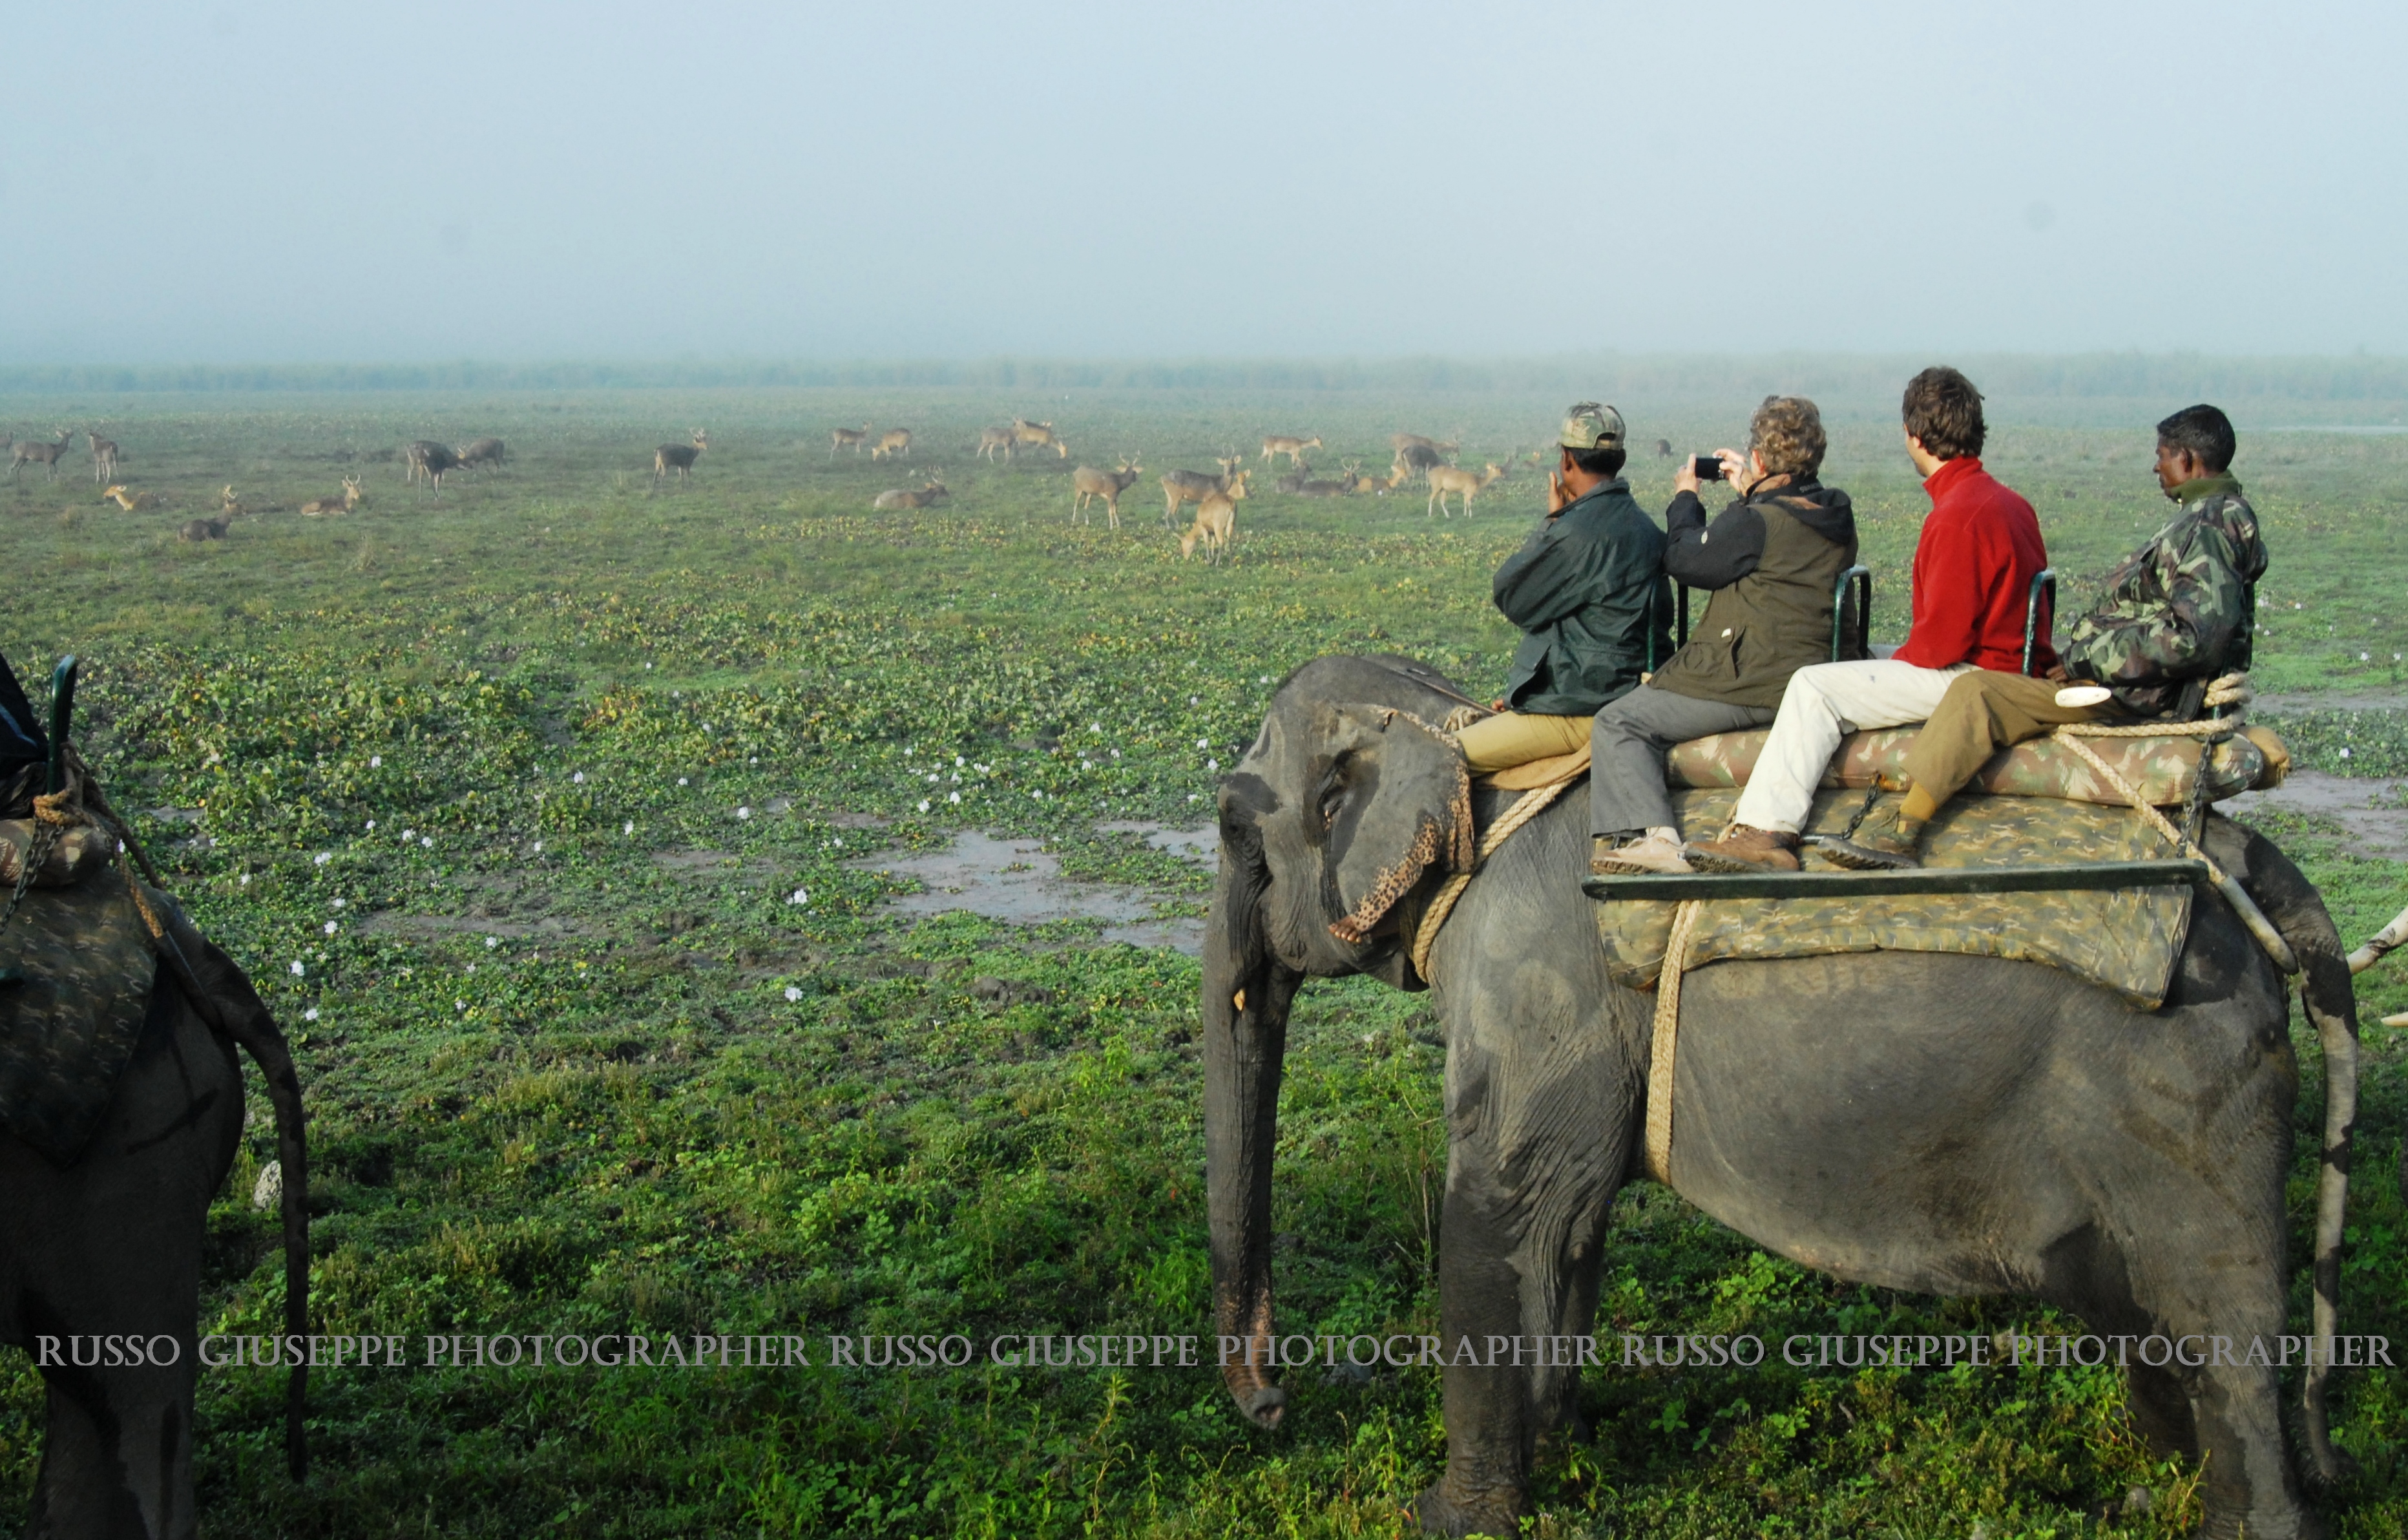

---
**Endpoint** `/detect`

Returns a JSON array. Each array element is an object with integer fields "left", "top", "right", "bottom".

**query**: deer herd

[{"left": 7, "top": 412, "right": 1527, "bottom": 568}]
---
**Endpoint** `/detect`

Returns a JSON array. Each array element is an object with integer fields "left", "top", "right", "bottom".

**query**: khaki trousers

[
  {"left": 1455, "top": 710, "right": 1593, "bottom": 774},
  {"left": 1903, "top": 669, "right": 2108, "bottom": 811}
]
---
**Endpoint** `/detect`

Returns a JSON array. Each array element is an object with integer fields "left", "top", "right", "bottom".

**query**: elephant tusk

[{"left": 1232, "top": 988, "right": 1246, "bottom": 1013}]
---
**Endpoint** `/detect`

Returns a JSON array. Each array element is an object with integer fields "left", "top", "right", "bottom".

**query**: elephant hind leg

[{"left": 28, "top": 1377, "right": 192, "bottom": 1539}]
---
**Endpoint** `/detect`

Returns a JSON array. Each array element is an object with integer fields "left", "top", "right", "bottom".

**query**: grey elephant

[
  {"left": 1205, "top": 656, "right": 2359, "bottom": 1540},
  {"left": 0, "top": 880, "right": 308, "bottom": 1539}
]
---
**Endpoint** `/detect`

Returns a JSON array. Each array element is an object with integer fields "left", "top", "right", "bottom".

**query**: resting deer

[
  {"left": 87, "top": 428, "right": 119, "bottom": 483},
  {"left": 1179, "top": 481, "right": 1244, "bottom": 564},
  {"left": 9, "top": 428, "right": 73, "bottom": 480},
  {"left": 1427, "top": 460, "right": 1508, "bottom": 518},
  {"left": 455, "top": 437, "right": 507, "bottom": 472},
  {"left": 1010, "top": 419, "right": 1068, "bottom": 459},
  {"left": 831, "top": 424, "right": 871, "bottom": 457},
  {"left": 1260, "top": 434, "right": 1321, "bottom": 468},
  {"left": 1071, "top": 457, "right": 1143, "bottom": 528},
  {"left": 1349, "top": 461, "right": 1408, "bottom": 496},
  {"left": 220, "top": 486, "right": 247, "bottom": 518},
  {"left": 1273, "top": 464, "right": 1310, "bottom": 494},
  {"left": 653, "top": 430, "right": 709, "bottom": 491},
  {"left": 178, "top": 514, "right": 232, "bottom": 542},
  {"left": 99, "top": 484, "right": 159, "bottom": 511},
  {"left": 1160, "top": 454, "right": 1246, "bottom": 528},
  {"left": 873, "top": 477, "right": 948, "bottom": 511},
  {"left": 300, "top": 477, "right": 364, "bottom": 516},
  {"left": 869, "top": 428, "right": 912, "bottom": 461},
  {"left": 1296, "top": 465, "right": 1353, "bottom": 498}
]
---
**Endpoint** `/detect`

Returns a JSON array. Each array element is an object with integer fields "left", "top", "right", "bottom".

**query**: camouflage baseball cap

[{"left": 1559, "top": 401, "right": 1626, "bottom": 450}]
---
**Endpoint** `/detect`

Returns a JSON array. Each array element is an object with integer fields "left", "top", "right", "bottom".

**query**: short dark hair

[
  {"left": 1901, "top": 367, "right": 1985, "bottom": 459},
  {"left": 1568, "top": 445, "right": 1626, "bottom": 478},
  {"left": 2156, "top": 404, "right": 2235, "bottom": 472}
]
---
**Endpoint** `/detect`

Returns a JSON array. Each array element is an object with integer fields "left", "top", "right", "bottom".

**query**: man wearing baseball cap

[{"left": 1454, "top": 403, "right": 1674, "bottom": 774}]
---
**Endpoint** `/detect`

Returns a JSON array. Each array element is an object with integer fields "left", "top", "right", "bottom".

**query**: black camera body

[{"left": 1691, "top": 454, "right": 1725, "bottom": 481}]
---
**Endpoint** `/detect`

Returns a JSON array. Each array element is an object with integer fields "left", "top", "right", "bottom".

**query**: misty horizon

[{"left": 6, "top": 0, "right": 2398, "bottom": 365}]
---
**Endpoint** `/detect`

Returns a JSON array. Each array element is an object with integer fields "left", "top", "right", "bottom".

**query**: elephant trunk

[{"left": 1203, "top": 807, "right": 1299, "bottom": 1429}]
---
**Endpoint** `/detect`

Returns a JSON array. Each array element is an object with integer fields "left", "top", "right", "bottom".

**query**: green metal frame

[
  {"left": 1832, "top": 566, "right": 1871, "bottom": 660},
  {"left": 45, "top": 656, "right": 76, "bottom": 796},
  {"left": 2022, "top": 569, "right": 2056, "bottom": 676}
]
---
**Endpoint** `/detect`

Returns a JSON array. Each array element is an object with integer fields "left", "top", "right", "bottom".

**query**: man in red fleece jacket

[{"left": 1687, "top": 368, "right": 2051, "bottom": 872}]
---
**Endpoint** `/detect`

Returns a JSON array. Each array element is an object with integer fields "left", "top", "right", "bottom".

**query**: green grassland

[{"left": 0, "top": 385, "right": 2401, "bottom": 1537}]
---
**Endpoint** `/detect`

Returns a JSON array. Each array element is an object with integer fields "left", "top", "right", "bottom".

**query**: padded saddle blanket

[
  {"left": 1591, "top": 787, "right": 2195, "bottom": 1009},
  {"left": 1664, "top": 724, "right": 2273, "bottom": 805},
  {"left": 0, "top": 860, "right": 159, "bottom": 1165}
]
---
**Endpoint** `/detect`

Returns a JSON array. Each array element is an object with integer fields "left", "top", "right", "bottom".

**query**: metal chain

[{"left": 0, "top": 818, "right": 58, "bottom": 938}]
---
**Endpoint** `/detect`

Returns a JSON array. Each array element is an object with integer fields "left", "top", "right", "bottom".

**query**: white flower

[
  {"left": 2340, "top": 747, "right": 2352, "bottom": 759},
  {"left": 787, "top": 888, "right": 808, "bottom": 905},
  {"left": 784, "top": 986, "right": 803, "bottom": 1002},
  {"left": 832, "top": 838, "right": 843, "bottom": 848},
  {"left": 948, "top": 791, "right": 961, "bottom": 804},
  {"left": 485, "top": 935, "right": 499, "bottom": 949},
  {"left": 1207, "top": 759, "right": 1219, "bottom": 771},
  {"left": 313, "top": 852, "right": 331, "bottom": 866},
  {"left": 365, "top": 819, "right": 375, "bottom": 831},
  {"left": 749, "top": 757, "right": 758, "bottom": 765},
  {"left": 421, "top": 836, "right": 434, "bottom": 849},
  {"left": 927, "top": 773, "right": 939, "bottom": 783},
  {"left": 289, "top": 960, "right": 305, "bottom": 976},
  {"left": 323, "top": 920, "right": 338, "bottom": 936},
  {"left": 1258, "top": 675, "right": 1270, "bottom": 684},
  {"left": 531, "top": 840, "right": 543, "bottom": 853},
  {"left": 239, "top": 873, "right": 251, "bottom": 886},
  {"left": 1090, "top": 723, "right": 1102, "bottom": 733},
  {"left": 401, "top": 828, "right": 415, "bottom": 841},
  {"left": 917, "top": 799, "right": 930, "bottom": 812},
  {"left": 1189, "top": 696, "right": 1199, "bottom": 705},
  {"left": 1032, "top": 790, "right": 1044, "bottom": 801},
  {"left": 466, "top": 963, "right": 476, "bottom": 975},
  {"left": 455, "top": 1000, "right": 466, "bottom": 1011},
  {"left": 955, "top": 755, "right": 966, "bottom": 766},
  {"left": 1188, "top": 794, "right": 1200, "bottom": 803},
  {"left": 1196, "top": 738, "right": 1208, "bottom": 748},
  {"left": 623, "top": 820, "right": 634, "bottom": 835},
  {"left": 572, "top": 771, "right": 585, "bottom": 784},
  {"left": 737, "top": 807, "right": 752, "bottom": 820},
  {"left": 304, "top": 1007, "right": 320, "bottom": 1022},
  {"left": 645, "top": 662, "right": 653, "bottom": 670},
  {"left": 370, "top": 755, "right": 381, "bottom": 768},
  {"left": 677, "top": 776, "right": 689, "bottom": 786},
  {"left": 1111, "top": 749, "right": 1121, "bottom": 759}
]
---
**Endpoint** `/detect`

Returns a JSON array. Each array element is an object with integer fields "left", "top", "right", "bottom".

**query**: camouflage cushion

[
  {"left": 1594, "top": 788, "right": 2193, "bottom": 1008},
  {"left": 0, "top": 864, "right": 158, "bottom": 1165},
  {"left": 1663, "top": 726, "right": 2268, "bottom": 807}
]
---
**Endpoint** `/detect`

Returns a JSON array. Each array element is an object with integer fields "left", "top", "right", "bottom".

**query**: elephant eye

[{"left": 1317, "top": 767, "right": 1350, "bottom": 828}]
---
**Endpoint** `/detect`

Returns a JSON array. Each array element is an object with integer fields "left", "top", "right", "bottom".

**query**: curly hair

[{"left": 1748, "top": 396, "right": 1827, "bottom": 479}]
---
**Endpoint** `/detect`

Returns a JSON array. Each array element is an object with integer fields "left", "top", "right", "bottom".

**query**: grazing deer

[
  {"left": 9, "top": 428, "right": 73, "bottom": 480},
  {"left": 1010, "top": 419, "right": 1069, "bottom": 459},
  {"left": 1179, "top": 483, "right": 1243, "bottom": 564},
  {"left": 1259, "top": 434, "right": 1321, "bottom": 468},
  {"left": 1160, "top": 455, "right": 1246, "bottom": 528},
  {"left": 300, "top": 477, "right": 364, "bottom": 516},
  {"left": 830, "top": 423, "right": 871, "bottom": 457},
  {"left": 178, "top": 514, "right": 232, "bottom": 542},
  {"left": 456, "top": 437, "right": 507, "bottom": 472},
  {"left": 99, "top": 484, "right": 159, "bottom": 511},
  {"left": 87, "top": 428, "right": 120, "bottom": 483},
  {"left": 652, "top": 430, "right": 709, "bottom": 491},
  {"left": 1071, "top": 457, "right": 1143, "bottom": 528},
  {"left": 405, "top": 440, "right": 462, "bottom": 496},
  {"left": 869, "top": 428, "right": 912, "bottom": 461},
  {"left": 1427, "top": 461, "right": 1508, "bottom": 518},
  {"left": 976, "top": 425, "right": 1016, "bottom": 463},
  {"left": 872, "top": 477, "right": 948, "bottom": 511}
]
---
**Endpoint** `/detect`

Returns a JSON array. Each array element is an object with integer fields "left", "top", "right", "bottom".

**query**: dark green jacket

[
  {"left": 1492, "top": 479, "right": 1674, "bottom": 715},
  {"left": 1646, "top": 477, "right": 1861, "bottom": 708}
]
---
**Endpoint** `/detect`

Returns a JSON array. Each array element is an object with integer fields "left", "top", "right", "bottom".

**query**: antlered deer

[
  {"left": 831, "top": 424, "right": 871, "bottom": 457},
  {"left": 9, "top": 428, "right": 73, "bottom": 480},
  {"left": 1427, "top": 460, "right": 1508, "bottom": 518},
  {"left": 300, "top": 478, "right": 364, "bottom": 516},
  {"left": 1071, "top": 457, "right": 1143, "bottom": 528},
  {"left": 869, "top": 428, "right": 912, "bottom": 461},
  {"left": 1160, "top": 455, "right": 1246, "bottom": 528},
  {"left": 404, "top": 440, "right": 462, "bottom": 495},
  {"left": 653, "top": 430, "right": 709, "bottom": 491},
  {"left": 220, "top": 486, "right": 247, "bottom": 518},
  {"left": 1259, "top": 434, "right": 1321, "bottom": 468},
  {"left": 456, "top": 437, "right": 507, "bottom": 473},
  {"left": 873, "top": 477, "right": 948, "bottom": 510},
  {"left": 99, "top": 484, "right": 159, "bottom": 511},
  {"left": 1010, "top": 419, "right": 1069, "bottom": 459},
  {"left": 87, "top": 428, "right": 119, "bottom": 483}
]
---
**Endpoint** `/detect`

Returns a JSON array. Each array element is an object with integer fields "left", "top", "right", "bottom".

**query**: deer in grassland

[
  {"left": 9, "top": 428, "right": 73, "bottom": 480},
  {"left": 1427, "top": 460, "right": 1508, "bottom": 518},
  {"left": 1259, "top": 434, "right": 1321, "bottom": 468},
  {"left": 1010, "top": 419, "right": 1069, "bottom": 459},
  {"left": 1160, "top": 454, "right": 1246, "bottom": 528},
  {"left": 1273, "top": 464, "right": 1310, "bottom": 494},
  {"left": 100, "top": 483, "right": 159, "bottom": 511},
  {"left": 653, "top": 430, "right": 709, "bottom": 492},
  {"left": 1071, "top": 457, "right": 1142, "bottom": 528},
  {"left": 869, "top": 428, "right": 912, "bottom": 461},
  {"left": 873, "top": 476, "right": 948, "bottom": 511},
  {"left": 976, "top": 425, "right": 1016, "bottom": 463},
  {"left": 1297, "top": 463, "right": 1354, "bottom": 497},
  {"left": 1179, "top": 481, "right": 1244, "bottom": 564},
  {"left": 455, "top": 437, "right": 507, "bottom": 473},
  {"left": 300, "top": 477, "right": 364, "bottom": 516},
  {"left": 404, "top": 440, "right": 463, "bottom": 495},
  {"left": 178, "top": 514, "right": 232, "bottom": 542},
  {"left": 831, "top": 423, "right": 871, "bottom": 457},
  {"left": 87, "top": 428, "right": 120, "bottom": 483},
  {"left": 1348, "top": 460, "right": 1408, "bottom": 495},
  {"left": 220, "top": 486, "right": 247, "bottom": 518},
  {"left": 1390, "top": 431, "right": 1457, "bottom": 457},
  {"left": 1390, "top": 441, "right": 1449, "bottom": 485}
]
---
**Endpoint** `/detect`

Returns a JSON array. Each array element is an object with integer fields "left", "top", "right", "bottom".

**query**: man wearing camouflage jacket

[{"left": 1823, "top": 403, "right": 2268, "bottom": 869}]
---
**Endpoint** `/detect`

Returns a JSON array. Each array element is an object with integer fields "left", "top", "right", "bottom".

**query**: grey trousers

[{"left": 1588, "top": 685, "right": 1775, "bottom": 836}]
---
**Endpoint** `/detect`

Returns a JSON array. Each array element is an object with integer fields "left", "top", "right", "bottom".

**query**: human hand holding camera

[{"left": 1673, "top": 448, "right": 1740, "bottom": 497}]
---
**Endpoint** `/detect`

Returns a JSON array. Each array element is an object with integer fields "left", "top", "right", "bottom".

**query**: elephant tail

[
  {"left": 140, "top": 890, "right": 311, "bottom": 1483},
  {"left": 2205, "top": 816, "right": 2358, "bottom": 1485}
]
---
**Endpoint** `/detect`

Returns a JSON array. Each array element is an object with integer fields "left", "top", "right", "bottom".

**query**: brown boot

[
  {"left": 1682, "top": 825, "right": 1801, "bottom": 873},
  {"left": 1816, "top": 799, "right": 1925, "bottom": 870}
]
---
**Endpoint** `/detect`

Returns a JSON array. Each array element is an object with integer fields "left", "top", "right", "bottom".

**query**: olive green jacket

[{"left": 1647, "top": 478, "right": 1862, "bottom": 709}]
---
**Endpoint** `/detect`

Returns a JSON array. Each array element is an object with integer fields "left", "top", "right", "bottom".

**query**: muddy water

[
  {"left": 861, "top": 827, "right": 1218, "bottom": 955},
  {"left": 2225, "top": 770, "right": 2408, "bottom": 861}
]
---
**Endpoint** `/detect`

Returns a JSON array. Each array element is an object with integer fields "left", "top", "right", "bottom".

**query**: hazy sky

[{"left": 5, "top": 0, "right": 2400, "bottom": 363}]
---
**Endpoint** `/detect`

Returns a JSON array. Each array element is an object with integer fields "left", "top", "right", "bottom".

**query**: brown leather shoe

[
  {"left": 1814, "top": 801, "right": 1924, "bottom": 870},
  {"left": 1682, "top": 824, "right": 1801, "bottom": 874}
]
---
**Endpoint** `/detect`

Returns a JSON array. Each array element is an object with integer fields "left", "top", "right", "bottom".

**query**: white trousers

[{"left": 1732, "top": 660, "right": 1975, "bottom": 834}]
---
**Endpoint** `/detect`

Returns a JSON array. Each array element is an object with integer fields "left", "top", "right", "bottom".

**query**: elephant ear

[{"left": 1316, "top": 703, "right": 1476, "bottom": 945}]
